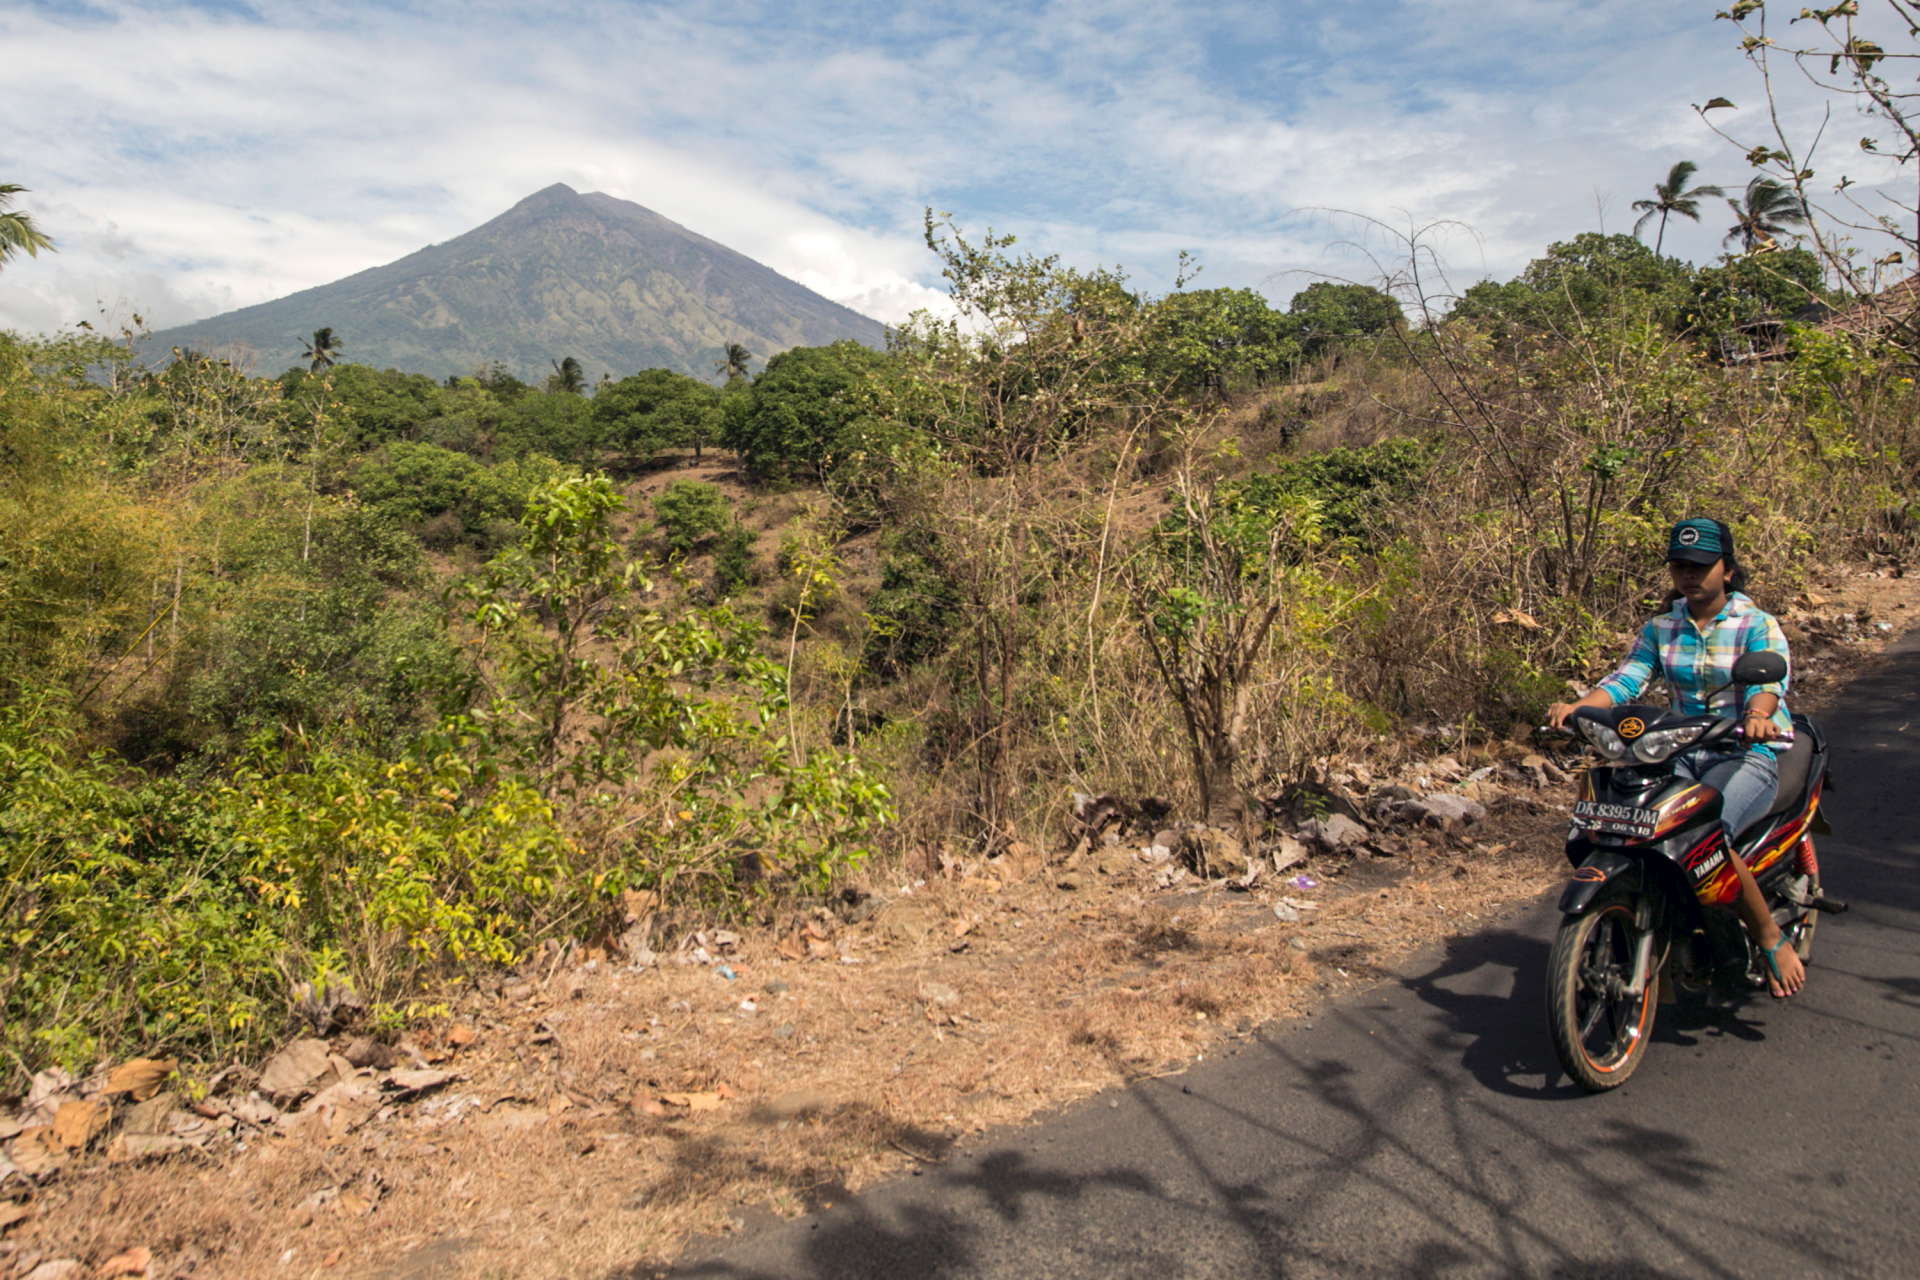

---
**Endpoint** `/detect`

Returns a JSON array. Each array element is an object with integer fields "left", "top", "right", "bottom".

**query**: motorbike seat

[{"left": 1757, "top": 730, "right": 1815, "bottom": 822}]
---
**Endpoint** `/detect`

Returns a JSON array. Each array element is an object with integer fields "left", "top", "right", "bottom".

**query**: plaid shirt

[{"left": 1596, "top": 592, "right": 1793, "bottom": 749}]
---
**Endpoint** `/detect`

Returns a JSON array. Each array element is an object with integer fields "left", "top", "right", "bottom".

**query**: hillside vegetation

[{"left": 2, "top": 215, "right": 1912, "bottom": 1088}]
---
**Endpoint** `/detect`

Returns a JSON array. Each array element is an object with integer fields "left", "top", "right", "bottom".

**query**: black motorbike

[{"left": 1546, "top": 650, "right": 1845, "bottom": 1091}]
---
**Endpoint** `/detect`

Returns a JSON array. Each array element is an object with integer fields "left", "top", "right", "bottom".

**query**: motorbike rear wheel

[{"left": 1547, "top": 893, "right": 1659, "bottom": 1092}]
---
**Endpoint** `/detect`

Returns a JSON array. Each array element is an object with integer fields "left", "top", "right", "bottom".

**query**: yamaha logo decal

[
  {"left": 1618, "top": 717, "right": 1646, "bottom": 739},
  {"left": 1677, "top": 527, "right": 1701, "bottom": 546}
]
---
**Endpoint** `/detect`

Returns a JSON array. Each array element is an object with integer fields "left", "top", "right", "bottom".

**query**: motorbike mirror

[{"left": 1730, "top": 651, "right": 1787, "bottom": 686}]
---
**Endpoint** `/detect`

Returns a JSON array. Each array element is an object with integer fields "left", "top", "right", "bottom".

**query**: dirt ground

[{"left": 2, "top": 558, "right": 1913, "bottom": 1280}]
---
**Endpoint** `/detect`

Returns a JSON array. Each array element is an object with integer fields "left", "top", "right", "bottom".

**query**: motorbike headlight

[
  {"left": 1631, "top": 724, "right": 1705, "bottom": 763},
  {"left": 1576, "top": 718, "right": 1627, "bottom": 760}
]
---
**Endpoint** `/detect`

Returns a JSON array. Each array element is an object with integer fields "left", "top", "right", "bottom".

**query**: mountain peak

[{"left": 149, "top": 188, "right": 885, "bottom": 381}]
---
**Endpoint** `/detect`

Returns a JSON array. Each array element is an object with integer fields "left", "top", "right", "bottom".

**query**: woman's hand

[
  {"left": 1546, "top": 702, "right": 1579, "bottom": 730},
  {"left": 1743, "top": 712, "right": 1782, "bottom": 744}
]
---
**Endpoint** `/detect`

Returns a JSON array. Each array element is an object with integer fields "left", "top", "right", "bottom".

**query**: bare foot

[{"left": 1765, "top": 937, "right": 1806, "bottom": 999}]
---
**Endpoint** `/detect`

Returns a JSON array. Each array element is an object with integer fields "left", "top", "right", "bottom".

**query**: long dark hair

[{"left": 1662, "top": 519, "right": 1747, "bottom": 607}]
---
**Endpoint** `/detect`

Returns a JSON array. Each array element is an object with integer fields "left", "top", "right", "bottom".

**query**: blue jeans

[{"left": 1674, "top": 746, "right": 1780, "bottom": 845}]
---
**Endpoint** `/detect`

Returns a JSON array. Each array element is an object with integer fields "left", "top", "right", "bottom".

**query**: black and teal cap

[{"left": 1667, "top": 518, "right": 1728, "bottom": 565}]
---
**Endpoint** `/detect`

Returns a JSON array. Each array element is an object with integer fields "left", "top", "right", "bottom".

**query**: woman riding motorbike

[{"left": 1546, "top": 518, "right": 1806, "bottom": 999}]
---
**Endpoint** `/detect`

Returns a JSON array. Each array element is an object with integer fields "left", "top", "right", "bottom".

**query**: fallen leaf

[
  {"left": 322, "top": 1247, "right": 345, "bottom": 1267},
  {"left": 97, "top": 1246, "right": 152, "bottom": 1277},
  {"left": 660, "top": 1091, "right": 724, "bottom": 1112},
  {"left": 446, "top": 1024, "right": 476, "bottom": 1047},
  {"left": 9, "top": 1126, "right": 66, "bottom": 1176},
  {"left": 0, "top": 1202, "right": 32, "bottom": 1231},
  {"left": 952, "top": 918, "right": 975, "bottom": 938},
  {"left": 51, "top": 1099, "right": 110, "bottom": 1151},
  {"left": 1491, "top": 609, "right": 1542, "bottom": 631},
  {"left": 257, "top": 1039, "right": 333, "bottom": 1104},
  {"left": 103, "top": 1059, "right": 177, "bottom": 1103},
  {"left": 632, "top": 1092, "right": 668, "bottom": 1118},
  {"left": 776, "top": 935, "right": 806, "bottom": 962},
  {"left": 715, "top": 1082, "right": 736, "bottom": 1100}
]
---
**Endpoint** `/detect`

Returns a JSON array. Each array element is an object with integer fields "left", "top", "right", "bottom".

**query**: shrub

[
  {"left": 722, "top": 340, "right": 892, "bottom": 481},
  {"left": 652, "top": 479, "right": 732, "bottom": 556}
]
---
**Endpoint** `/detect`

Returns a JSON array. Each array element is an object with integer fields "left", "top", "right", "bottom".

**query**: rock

[
  {"left": 1092, "top": 847, "right": 1133, "bottom": 876},
  {"left": 1299, "top": 814, "right": 1368, "bottom": 853},
  {"left": 1054, "top": 871, "right": 1085, "bottom": 891},
  {"left": 772, "top": 1024, "right": 795, "bottom": 1041},
  {"left": 1272, "top": 902, "right": 1301, "bottom": 923},
  {"left": 120, "top": 1092, "right": 175, "bottom": 1137},
  {"left": 257, "top": 1038, "right": 333, "bottom": 1105},
  {"left": 228, "top": 1093, "right": 280, "bottom": 1128},
  {"left": 1542, "top": 759, "right": 1571, "bottom": 784},
  {"left": 1410, "top": 794, "right": 1488, "bottom": 830},
  {"left": 1288, "top": 935, "right": 1311, "bottom": 952},
  {"left": 385, "top": 1069, "right": 458, "bottom": 1097},
  {"left": 764, "top": 980, "right": 789, "bottom": 994},
  {"left": 880, "top": 903, "right": 938, "bottom": 947},
  {"left": 1429, "top": 755, "right": 1465, "bottom": 781},
  {"left": 343, "top": 1037, "right": 394, "bottom": 1070}
]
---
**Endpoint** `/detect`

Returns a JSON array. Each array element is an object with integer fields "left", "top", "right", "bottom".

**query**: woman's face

[{"left": 1668, "top": 556, "right": 1729, "bottom": 607}]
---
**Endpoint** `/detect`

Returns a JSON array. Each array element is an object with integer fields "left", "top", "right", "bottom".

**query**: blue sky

[{"left": 0, "top": 0, "right": 1901, "bottom": 340}]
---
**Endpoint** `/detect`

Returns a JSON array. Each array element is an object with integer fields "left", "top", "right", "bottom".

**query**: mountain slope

[{"left": 149, "top": 184, "right": 889, "bottom": 381}]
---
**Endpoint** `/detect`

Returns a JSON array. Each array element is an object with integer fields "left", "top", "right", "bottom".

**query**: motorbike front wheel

[{"left": 1547, "top": 893, "right": 1659, "bottom": 1092}]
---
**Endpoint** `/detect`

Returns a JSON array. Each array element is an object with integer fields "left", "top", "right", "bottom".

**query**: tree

[
  {"left": 721, "top": 341, "right": 893, "bottom": 481},
  {"left": 1148, "top": 287, "right": 1300, "bottom": 396},
  {"left": 1287, "top": 282, "right": 1404, "bottom": 360},
  {"left": 1450, "top": 233, "right": 1694, "bottom": 339},
  {"left": 651, "top": 480, "right": 732, "bottom": 556},
  {"left": 591, "top": 368, "right": 722, "bottom": 459},
  {"left": 715, "top": 342, "right": 753, "bottom": 382},
  {"left": 0, "top": 185, "right": 53, "bottom": 271},
  {"left": 300, "top": 327, "right": 343, "bottom": 374},
  {"left": 547, "top": 356, "right": 586, "bottom": 395},
  {"left": 1724, "top": 176, "right": 1810, "bottom": 252},
  {"left": 1631, "top": 160, "right": 1724, "bottom": 256}
]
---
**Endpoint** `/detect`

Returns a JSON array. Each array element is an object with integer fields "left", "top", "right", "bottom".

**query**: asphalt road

[{"left": 662, "top": 637, "right": 1920, "bottom": 1280}]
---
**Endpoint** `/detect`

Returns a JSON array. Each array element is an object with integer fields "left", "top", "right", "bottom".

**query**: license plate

[{"left": 1571, "top": 799, "right": 1658, "bottom": 839}]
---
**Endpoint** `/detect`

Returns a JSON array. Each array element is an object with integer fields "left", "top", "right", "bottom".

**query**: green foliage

[
  {"left": 862, "top": 536, "right": 964, "bottom": 679},
  {"left": 652, "top": 479, "right": 732, "bottom": 556},
  {"left": 1147, "top": 287, "right": 1301, "bottom": 396},
  {"left": 0, "top": 691, "right": 282, "bottom": 1078},
  {"left": 495, "top": 389, "right": 600, "bottom": 463},
  {"left": 723, "top": 340, "right": 898, "bottom": 481},
  {"left": 593, "top": 368, "right": 722, "bottom": 458},
  {"left": 287, "top": 364, "right": 447, "bottom": 447},
  {"left": 1689, "top": 247, "right": 1828, "bottom": 330},
  {"left": 348, "top": 442, "right": 570, "bottom": 545},
  {"left": 711, "top": 522, "right": 756, "bottom": 598},
  {"left": 1451, "top": 234, "right": 1694, "bottom": 338},
  {"left": 463, "top": 475, "right": 892, "bottom": 896},
  {"left": 1225, "top": 438, "right": 1433, "bottom": 548},
  {"left": 1287, "top": 282, "right": 1406, "bottom": 358}
]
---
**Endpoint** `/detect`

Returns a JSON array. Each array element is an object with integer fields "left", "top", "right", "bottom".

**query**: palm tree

[
  {"left": 300, "top": 327, "right": 343, "bottom": 373},
  {"left": 0, "top": 184, "right": 55, "bottom": 270},
  {"left": 1724, "top": 177, "right": 1811, "bottom": 252},
  {"left": 548, "top": 356, "right": 586, "bottom": 394},
  {"left": 1631, "top": 161, "right": 1723, "bottom": 256},
  {"left": 715, "top": 342, "right": 753, "bottom": 381}
]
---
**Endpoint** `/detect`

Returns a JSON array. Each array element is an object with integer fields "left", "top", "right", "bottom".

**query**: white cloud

[{"left": 1, "top": 0, "right": 1911, "bottom": 344}]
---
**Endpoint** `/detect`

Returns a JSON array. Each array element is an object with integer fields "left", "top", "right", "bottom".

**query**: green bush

[
  {"left": 722, "top": 340, "right": 892, "bottom": 481},
  {"left": 652, "top": 479, "right": 732, "bottom": 556},
  {"left": 712, "top": 522, "right": 756, "bottom": 597},
  {"left": 593, "top": 369, "right": 722, "bottom": 459}
]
